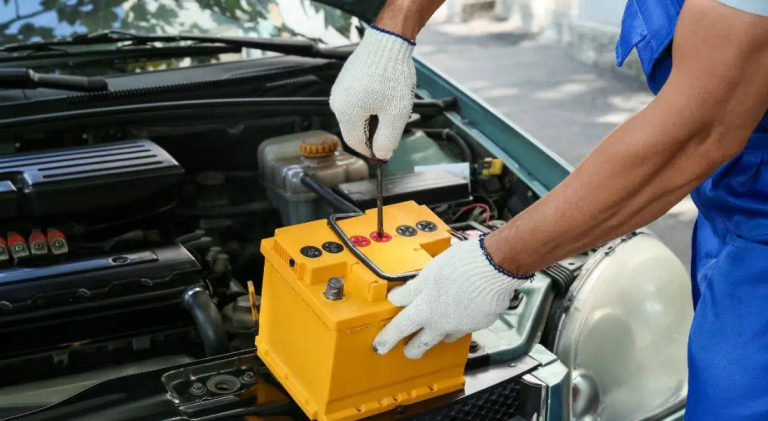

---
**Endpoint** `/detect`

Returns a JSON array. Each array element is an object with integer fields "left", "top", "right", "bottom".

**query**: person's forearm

[
  {"left": 374, "top": 0, "right": 446, "bottom": 39},
  {"left": 485, "top": 98, "right": 746, "bottom": 275},
  {"left": 484, "top": 0, "right": 768, "bottom": 276}
]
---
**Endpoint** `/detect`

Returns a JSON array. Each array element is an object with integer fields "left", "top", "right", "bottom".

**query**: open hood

[{"left": 314, "top": 0, "right": 386, "bottom": 23}]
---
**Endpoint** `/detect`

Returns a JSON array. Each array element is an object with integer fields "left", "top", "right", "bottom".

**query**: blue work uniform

[{"left": 617, "top": 1, "right": 768, "bottom": 420}]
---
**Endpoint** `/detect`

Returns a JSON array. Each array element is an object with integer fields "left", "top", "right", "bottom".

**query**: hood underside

[{"left": 314, "top": 0, "right": 386, "bottom": 23}]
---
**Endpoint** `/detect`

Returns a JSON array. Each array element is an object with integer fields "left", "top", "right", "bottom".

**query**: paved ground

[{"left": 416, "top": 18, "right": 697, "bottom": 269}]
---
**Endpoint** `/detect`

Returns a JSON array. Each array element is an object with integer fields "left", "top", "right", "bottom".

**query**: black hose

[
  {"left": 300, "top": 172, "right": 361, "bottom": 214},
  {"left": 183, "top": 286, "right": 230, "bottom": 357},
  {"left": 422, "top": 128, "right": 474, "bottom": 164}
]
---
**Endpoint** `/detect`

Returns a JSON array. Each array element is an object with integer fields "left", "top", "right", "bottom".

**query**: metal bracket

[{"left": 327, "top": 213, "right": 419, "bottom": 282}]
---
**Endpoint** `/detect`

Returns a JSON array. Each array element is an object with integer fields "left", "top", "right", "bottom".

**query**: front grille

[{"left": 408, "top": 377, "right": 521, "bottom": 421}]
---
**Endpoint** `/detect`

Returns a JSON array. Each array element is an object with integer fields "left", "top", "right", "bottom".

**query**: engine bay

[{"left": 0, "top": 96, "right": 549, "bottom": 417}]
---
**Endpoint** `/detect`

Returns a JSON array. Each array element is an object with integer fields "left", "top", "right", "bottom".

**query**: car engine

[{"left": 0, "top": 118, "right": 525, "bottom": 416}]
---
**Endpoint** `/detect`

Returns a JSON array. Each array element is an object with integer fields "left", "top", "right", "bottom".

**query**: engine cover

[
  {"left": 0, "top": 140, "right": 183, "bottom": 218},
  {"left": 0, "top": 244, "right": 202, "bottom": 361}
]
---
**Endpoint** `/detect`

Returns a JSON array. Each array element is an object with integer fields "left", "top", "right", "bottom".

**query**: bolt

[
  {"left": 469, "top": 341, "right": 480, "bottom": 353},
  {"left": 507, "top": 362, "right": 517, "bottom": 367},
  {"left": 324, "top": 277, "right": 344, "bottom": 301},
  {"left": 189, "top": 382, "right": 206, "bottom": 396},
  {"left": 240, "top": 371, "right": 256, "bottom": 384}
]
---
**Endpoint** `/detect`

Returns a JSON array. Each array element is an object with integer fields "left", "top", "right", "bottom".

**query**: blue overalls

[{"left": 617, "top": 2, "right": 768, "bottom": 420}]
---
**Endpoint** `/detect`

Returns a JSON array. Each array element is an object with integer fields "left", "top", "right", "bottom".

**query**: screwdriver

[{"left": 366, "top": 116, "right": 385, "bottom": 239}]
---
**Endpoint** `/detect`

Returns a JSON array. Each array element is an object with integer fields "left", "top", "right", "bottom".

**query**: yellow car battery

[{"left": 257, "top": 201, "right": 471, "bottom": 421}]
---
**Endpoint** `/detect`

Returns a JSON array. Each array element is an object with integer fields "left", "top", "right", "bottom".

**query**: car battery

[{"left": 257, "top": 201, "right": 471, "bottom": 421}]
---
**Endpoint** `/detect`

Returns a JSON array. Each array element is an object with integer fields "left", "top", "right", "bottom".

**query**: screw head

[
  {"left": 322, "top": 241, "right": 344, "bottom": 254},
  {"left": 300, "top": 246, "right": 322, "bottom": 258},
  {"left": 507, "top": 362, "right": 517, "bottom": 367},
  {"left": 350, "top": 235, "right": 370, "bottom": 248},
  {"left": 396, "top": 225, "right": 417, "bottom": 237},
  {"left": 111, "top": 256, "right": 130, "bottom": 264},
  {"left": 369, "top": 231, "right": 392, "bottom": 242},
  {"left": 469, "top": 341, "right": 480, "bottom": 352},
  {"left": 189, "top": 382, "right": 206, "bottom": 396},
  {"left": 416, "top": 221, "right": 438, "bottom": 232}
]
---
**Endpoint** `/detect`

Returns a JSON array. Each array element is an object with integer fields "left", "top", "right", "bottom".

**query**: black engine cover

[
  {"left": 0, "top": 140, "right": 183, "bottom": 218},
  {"left": 0, "top": 244, "right": 202, "bottom": 362}
]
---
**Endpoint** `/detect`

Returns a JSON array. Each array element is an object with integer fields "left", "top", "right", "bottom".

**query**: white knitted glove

[
  {"left": 330, "top": 25, "right": 416, "bottom": 160},
  {"left": 373, "top": 237, "right": 531, "bottom": 359}
]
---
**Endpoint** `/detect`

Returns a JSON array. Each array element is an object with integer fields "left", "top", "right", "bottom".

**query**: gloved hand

[
  {"left": 330, "top": 25, "right": 416, "bottom": 160},
  {"left": 373, "top": 237, "right": 532, "bottom": 359}
]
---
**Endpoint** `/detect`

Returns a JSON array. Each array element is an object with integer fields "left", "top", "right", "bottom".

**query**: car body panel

[{"left": 415, "top": 57, "right": 573, "bottom": 197}]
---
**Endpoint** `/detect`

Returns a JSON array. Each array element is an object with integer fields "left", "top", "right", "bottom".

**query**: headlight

[{"left": 554, "top": 232, "right": 692, "bottom": 421}]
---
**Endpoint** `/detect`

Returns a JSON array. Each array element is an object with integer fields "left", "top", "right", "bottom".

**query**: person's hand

[
  {"left": 372, "top": 237, "right": 532, "bottom": 359},
  {"left": 330, "top": 25, "right": 416, "bottom": 160}
]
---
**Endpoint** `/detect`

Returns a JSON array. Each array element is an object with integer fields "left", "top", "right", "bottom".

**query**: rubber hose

[
  {"left": 300, "top": 173, "right": 362, "bottom": 214},
  {"left": 183, "top": 286, "right": 230, "bottom": 357},
  {"left": 422, "top": 129, "right": 474, "bottom": 164}
]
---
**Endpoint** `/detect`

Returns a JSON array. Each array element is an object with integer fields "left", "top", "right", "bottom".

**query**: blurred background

[{"left": 419, "top": 0, "right": 696, "bottom": 268}]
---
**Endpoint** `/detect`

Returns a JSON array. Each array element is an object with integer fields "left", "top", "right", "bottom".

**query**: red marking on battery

[
  {"left": 46, "top": 228, "right": 68, "bottom": 255},
  {"left": 29, "top": 229, "right": 48, "bottom": 255},
  {"left": 369, "top": 231, "right": 392, "bottom": 243},
  {"left": 350, "top": 235, "right": 371, "bottom": 248}
]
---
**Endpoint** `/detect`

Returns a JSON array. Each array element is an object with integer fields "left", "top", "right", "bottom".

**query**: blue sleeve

[{"left": 717, "top": 0, "right": 768, "bottom": 16}]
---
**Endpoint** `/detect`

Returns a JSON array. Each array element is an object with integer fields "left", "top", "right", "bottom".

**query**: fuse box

[{"left": 257, "top": 201, "right": 471, "bottom": 421}]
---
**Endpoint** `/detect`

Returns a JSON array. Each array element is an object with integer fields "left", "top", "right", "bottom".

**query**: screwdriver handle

[{"left": 365, "top": 115, "right": 384, "bottom": 163}]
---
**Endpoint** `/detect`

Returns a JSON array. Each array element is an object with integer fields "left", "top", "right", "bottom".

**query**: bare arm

[
  {"left": 374, "top": 0, "right": 446, "bottom": 39},
  {"left": 485, "top": 0, "right": 768, "bottom": 274}
]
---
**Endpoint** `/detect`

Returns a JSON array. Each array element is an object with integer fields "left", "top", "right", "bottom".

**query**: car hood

[{"left": 314, "top": 0, "right": 386, "bottom": 23}]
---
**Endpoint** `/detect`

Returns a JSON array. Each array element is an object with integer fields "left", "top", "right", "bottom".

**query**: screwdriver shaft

[{"left": 376, "top": 164, "right": 384, "bottom": 238}]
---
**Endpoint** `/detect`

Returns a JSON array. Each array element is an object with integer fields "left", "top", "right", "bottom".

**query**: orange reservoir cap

[{"left": 257, "top": 201, "right": 471, "bottom": 421}]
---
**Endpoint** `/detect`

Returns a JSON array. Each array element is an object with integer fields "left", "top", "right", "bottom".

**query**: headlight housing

[{"left": 554, "top": 232, "right": 693, "bottom": 421}]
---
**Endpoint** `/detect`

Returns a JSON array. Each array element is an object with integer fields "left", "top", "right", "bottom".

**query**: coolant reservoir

[
  {"left": 257, "top": 202, "right": 471, "bottom": 421},
  {"left": 258, "top": 131, "right": 368, "bottom": 225}
]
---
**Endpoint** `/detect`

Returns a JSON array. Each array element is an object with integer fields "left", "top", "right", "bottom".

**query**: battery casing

[{"left": 257, "top": 201, "right": 470, "bottom": 421}]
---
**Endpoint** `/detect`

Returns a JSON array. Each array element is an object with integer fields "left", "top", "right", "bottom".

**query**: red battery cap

[{"left": 349, "top": 235, "right": 371, "bottom": 248}]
